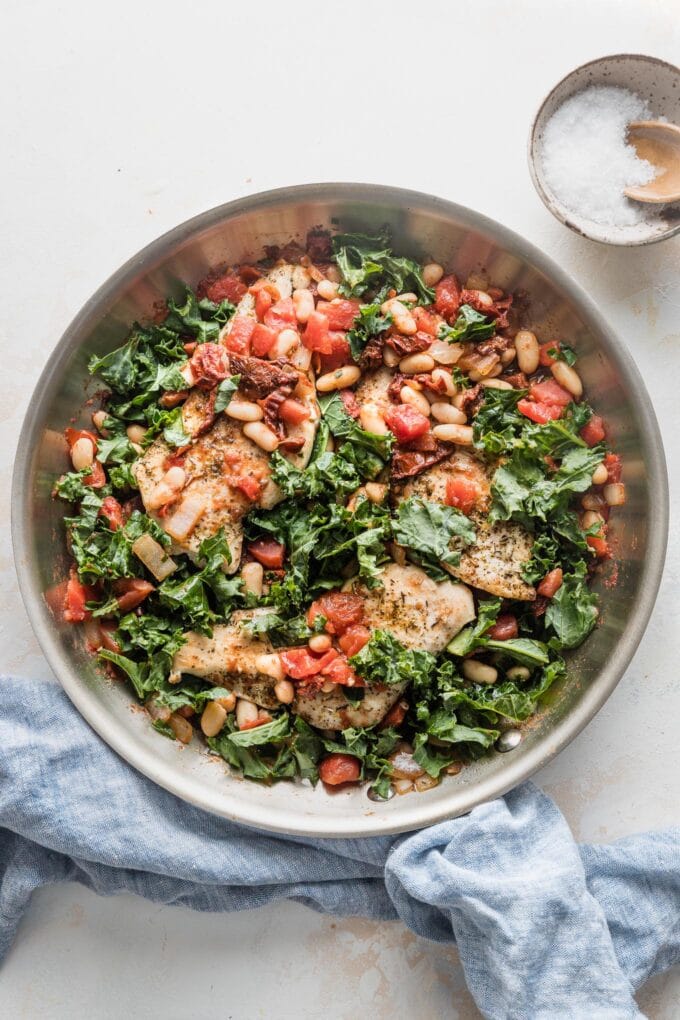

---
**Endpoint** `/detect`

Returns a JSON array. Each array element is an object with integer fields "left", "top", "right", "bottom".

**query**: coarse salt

[{"left": 541, "top": 85, "right": 660, "bottom": 228}]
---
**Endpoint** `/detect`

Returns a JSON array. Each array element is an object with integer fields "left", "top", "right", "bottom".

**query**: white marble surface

[{"left": 2, "top": 1, "right": 679, "bottom": 1016}]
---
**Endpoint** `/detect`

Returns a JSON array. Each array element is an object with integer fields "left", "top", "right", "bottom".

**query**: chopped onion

[
  {"left": 163, "top": 494, "right": 205, "bottom": 541},
  {"left": 389, "top": 749, "right": 426, "bottom": 780},
  {"left": 131, "top": 533, "right": 177, "bottom": 581}
]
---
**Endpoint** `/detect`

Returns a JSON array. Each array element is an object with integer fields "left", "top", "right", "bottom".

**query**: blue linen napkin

[{"left": 1, "top": 677, "right": 678, "bottom": 1019}]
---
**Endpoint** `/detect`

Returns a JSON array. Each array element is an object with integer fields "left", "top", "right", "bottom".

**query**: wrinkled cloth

[{"left": 0, "top": 677, "right": 678, "bottom": 1019}]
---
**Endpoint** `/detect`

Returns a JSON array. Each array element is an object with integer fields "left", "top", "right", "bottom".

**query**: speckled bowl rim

[{"left": 528, "top": 53, "right": 680, "bottom": 246}]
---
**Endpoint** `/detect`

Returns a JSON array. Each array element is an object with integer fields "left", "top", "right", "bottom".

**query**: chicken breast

[
  {"left": 394, "top": 452, "right": 536, "bottom": 601},
  {"left": 353, "top": 366, "right": 392, "bottom": 414}
]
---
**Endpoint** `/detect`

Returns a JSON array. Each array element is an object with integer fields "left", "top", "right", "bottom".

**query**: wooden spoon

[{"left": 624, "top": 121, "right": 680, "bottom": 204}]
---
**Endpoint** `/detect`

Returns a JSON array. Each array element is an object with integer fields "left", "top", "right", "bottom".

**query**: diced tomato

[
  {"left": 114, "top": 578, "right": 155, "bottom": 613},
  {"left": 279, "top": 398, "right": 311, "bottom": 425},
  {"left": 529, "top": 379, "right": 572, "bottom": 407},
  {"left": 537, "top": 567, "right": 563, "bottom": 598},
  {"left": 539, "top": 341, "right": 561, "bottom": 367},
  {"left": 84, "top": 460, "right": 107, "bottom": 488},
  {"left": 445, "top": 476, "right": 479, "bottom": 515},
  {"left": 302, "top": 310, "right": 332, "bottom": 354},
  {"left": 517, "top": 398, "right": 564, "bottom": 424},
  {"left": 318, "top": 331, "right": 351, "bottom": 373},
  {"left": 85, "top": 619, "right": 122, "bottom": 654},
  {"left": 315, "top": 299, "right": 360, "bottom": 330},
  {"left": 434, "top": 275, "right": 461, "bottom": 320},
  {"left": 320, "top": 654, "right": 361, "bottom": 687},
  {"left": 248, "top": 278, "right": 280, "bottom": 300},
  {"left": 488, "top": 614, "right": 519, "bottom": 641},
  {"left": 231, "top": 475, "right": 262, "bottom": 501},
  {"left": 280, "top": 647, "right": 338, "bottom": 680},
  {"left": 306, "top": 592, "right": 364, "bottom": 635},
  {"left": 250, "top": 323, "right": 278, "bottom": 357},
  {"left": 64, "top": 427, "right": 98, "bottom": 451},
  {"left": 264, "top": 297, "right": 296, "bottom": 331},
  {"left": 99, "top": 496, "right": 124, "bottom": 531},
  {"left": 413, "top": 306, "right": 440, "bottom": 337},
  {"left": 319, "top": 753, "right": 361, "bottom": 786},
  {"left": 240, "top": 714, "right": 272, "bottom": 731},
  {"left": 63, "top": 571, "right": 96, "bottom": 623},
  {"left": 204, "top": 272, "right": 246, "bottom": 304},
  {"left": 384, "top": 404, "right": 431, "bottom": 443},
  {"left": 381, "top": 699, "right": 408, "bottom": 729},
  {"left": 183, "top": 341, "right": 198, "bottom": 356},
  {"left": 580, "top": 415, "right": 606, "bottom": 447},
  {"left": 248, "top": 538, "right": 286, "bottom": 569},
  {"left": 225, "top": 315, "right": 255, "bottom": 354},
  {"left": 338, "top": 624, "right": 371, "bottom": 658},
  {"left": 587, "top": 532, "right": 610, "bottom": 558},
  {"left": 255, "top": 288, "right": 273, "bottom": 322},
  {"left": 604, "top": 453, "right": 622, "bottom": 483}
]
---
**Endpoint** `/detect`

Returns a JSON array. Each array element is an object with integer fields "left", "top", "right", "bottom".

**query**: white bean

[
  {"left": 582, "top": 510, "right": 604, "bottom": 529},
  {"left": 270, "top": 327, "right": 299, "bottom": 359},
  {"left": 255, "top": 653, "right": 285, "bottom": 681},
  {"left": 500, "top": 347, "right": 517, "bottom": 366},
  {"left": 383, "top": 346, "right": 401, "bottom": 367},
  {"left": 92, "top": 411, "right": 109, "bottom": 435},
  {"left": 604, "top": 482, "right": 626, "bottom": 507},
  {"left": 146, "top": 466, "right": 186, "bottom": 509},
  {"left": 592, "top": 463, "right": 608, "bottom": 486},
  {"left": 429, "top": 340, "right": 463, "bottom": 365},
  {"left": 200, "top": 701, "right": 227, "bottom": 737},
  {"left": 396, "top": 292, "right": 417, "bottom": 304},
  {"left": 293, "top": 289, "right": 315, "bottom": 323},
  {"left": 400, "top": 385, "right": 431, "bottom": 416},
  {"left": 316, "top": 365, "right": 361, "bottom": 392},
  {"left": 243, "top": 421, "right": 280, "bottom": 452},
  {"left": 481, "top": 378, "right": 514, "bottom": 390},
  {"left": 290, "top": 344, "right": 312, "bottom": 371},
  {"left": 551, "top": 360, "right": 582, "bottom": 398},
  {"left": 506, "top": 665, "right": 531, "bottom": 682},
  {"left": 399, "top": 353, "right": 435, "bottom": 374},
  {"left": 241, "top": 561, "right": 264, "bottom": 597},
  {"left": 325, "top": 265, "right": 342, "bottom": 283},
  {"left": 432, "top": 423, "right": 474, "bottom": 445},
  {"left": 515, "top": 330, "right": 540, "bottom": 374},
  {"left": 462, "top": 659, "right": 498, "bottom": 684},
  {"left": 431, "top": 402, "right": 467, "bottom": 424},
  {"left": 226, "top": 399, "right": 263, "bottom": 422},
  {"left": 236, "top": 699, "right": 259, "bottom": 729},
  {"left": 317, "top": 279, "right": 339, "bottom": 300},
  {"left": 431, "top": 367, "right": 457, "bottom": 396},
  {"left": 468, "top": 289, "right": 493, "bottom": 309},
  {"left": 274, "top": 679, "right": 295, "bottom": 705},
  {"left": 70, "top": 437, "right": 95, "bottom": 471},
  {"left": 292, "top": 265, "right": 312, "bottom": 290},
  {"left": 126, "top": 424, "right": 147, "bottom": 444},
  {"left": 169, "top": 713, "right": 193, "bottom": 744},
  {"left": 365, "top": 482, "right": 387, "bottom": 503},
  {"left": 422, "top": 262, "right": 444, "bottom": 287},
  {"left": 309, "top": 634, "right": 332, "bottom": 652},
  {"left": 359, "top": 403, "right": 389, "bottom": 435}
]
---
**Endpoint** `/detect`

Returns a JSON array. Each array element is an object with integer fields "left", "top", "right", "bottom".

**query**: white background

[{"left": 2, "top": 1, "right": 679, "bottom": 1016}]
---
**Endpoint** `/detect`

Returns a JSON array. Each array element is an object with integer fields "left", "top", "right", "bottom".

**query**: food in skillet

[{"left": 54, "top": 230, "right": 624, "bottom": 798}]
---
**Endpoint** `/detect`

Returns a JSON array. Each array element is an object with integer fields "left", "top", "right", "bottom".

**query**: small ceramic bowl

[{"left": 529, "top": 54, "right": 680, "bottom": 245}]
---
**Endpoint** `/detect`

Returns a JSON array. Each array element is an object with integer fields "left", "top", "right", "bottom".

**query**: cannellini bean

[
  {"left": 582, "top": 510, "right": 605, "bottom": 530},
  {"left": 169, "top": 713, "right": 193, "bottom": 743},
  {"left": 236, "top": 699, "right": 259, "bottom": 729},
  {"left": 92, "top": 410, "right": 109, "bottom": 434},
  {"left": 431, "top": 402, "right": 467, "bottom": 424},
  {"left": 468, "top": 289, "right": 493, "bottom": 309},
  {"left": 200, "top": 701, "right": 227, "bottom": 737},
  {"left": 422, "top": 262, "right": 444, "bottom": 287},
  {"left": 321, "top": 681, "right": 338, "bottom": 694},
  {"left": 481, "top": 378, "right": 514, "bottom": 390},
  {"left": 274, "top": 679, "right": 295, "bottom": 705},
  {"left": 126, "top": 424, "right": 147, "bottom": 444},
  {"left": 243, "top": 421, "right": 280, "bottom": 452},
  {"left": 415, "top": 773, "right": 439, "bottom": 792},
  {"left": 592, "top": 463, "right": 608, "bottom": 485},
  {"left": 309, "top": 634, "right": 332, "bottom": 653},
  {"left": 317, "top": 279, "right": 339, "bottom": 300},
  {"left": 465, "top": 272, "right": 489, "bottom": 291},
  {"left": 462, "top": 659, "right": 498, "bottom": 684},
  {"left": 241, "top": 561, "right": 264, "bottom": 597},
  {"left": 365, "top": 482, "right": 387, "bottom": 503},
  {"left": 400, "top": 385, "right": 431, "bottom": 416},
  {"left": 604, "top": 482, "right": 626, "bottom": 506},
  {"left": 515, "top": 329, "right": 540, "bottom": 374},
  {"left": 500, "top": 347, "right": 517, "bottom": 366},
  {"left": 431, "top": 367, "right": 458, "bottom": 396},
  {"left": 452, "top": 392, "right": 467, "bottom": 410},
  {"left": 316, "top": 365, "right": 361, "bottom": 392},
  {"left": 383, "top": 346, "right": 401, "bottom": 367},
  {"left": 146, "top": 466, "right": 186, "bottom": 509},
  {"left": 216, "top": 692, "right": 237, "bottom": 712},
  {"left": 359, "top": 403, "right": 389, "bottom": 435},
  {"left": 226, "top": 399, "right": 263, "bottom": 422},
  {"left": 70, "top": 437, "right": 95, "bottom": 471},
  {"left": 399, "top": 352, "right": 435, "bottom": 374},
  {"left": 292, "top": 265, "right": 312, "bottom": 290},
  {"left": 429, "top": 340, "right": 463, "bottom": 365},
  {"left": 506, "top": 665, "right": 531, "bottom": 682},
  {"left": 293, "top": 289, "right": 315, "bottom": 323},
  {"left": 432, "top": 423, "right": 474, "bottom": 445},
  {"left": 290, "top": 344, "right": 312, "bottom": 371},
  {"left": 255, "top": 653, "right": 285, "bottom": 681},
  {"left": 325, "top": 264, "right": 342, "bottom": 283},
  {"left": 396, "top": 292, "right": 417, "bottom": 304},
  {"left": 164, "top": 494, "right": 205, "bottom": 541},
  {"left": 387, "top": 300, "right": 417, "bottom": 335},
  {"left": 551, "top": 360, "right": 582, "bottom": 398},
  {"left": 270, "top": 327, "right": 300, "bottom": 359}
]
